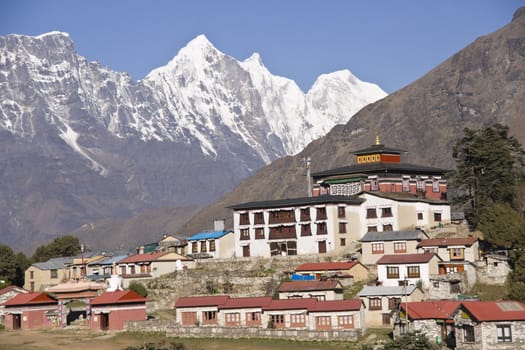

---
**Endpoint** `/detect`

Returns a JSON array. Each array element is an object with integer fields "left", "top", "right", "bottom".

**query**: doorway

[
  {"left": 12, "top": 314, "right": 21, "bottom": 330},
  {"left": 100, "top": 313, "right": 109, "bottom": 331},
  {"left": 318, "top": 241, "right": 327, "bottom": 254}
]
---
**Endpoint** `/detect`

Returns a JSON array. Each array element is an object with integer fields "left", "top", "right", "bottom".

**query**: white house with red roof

[
  {"left": 0, "top": 285, "right": 28, "bottom": 324},
  {"left": 89, "top": 290, "right": 148, "bottom": 331},
  {"left": 278, "top": 280, "right": 344, "bottom": 301},
  {"left": 2, "top": 292, "right": 58, "bottom": 330},
  {"left": 376, "top": 253, "right": 441, "bottom": 289},
  {"left": 294, "top": 261, "right": 369, "bottom": 283},
  {"left": 453, "top": 301, "right": 525, "bottom": 350},
  {"left": 117, "top": 251, "right": 194, "bottom": 287},
  {"left": 174, "top": 295, "right": 366, "bottom": 333}
]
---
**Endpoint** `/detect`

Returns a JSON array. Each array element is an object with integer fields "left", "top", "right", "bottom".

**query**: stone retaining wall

[{"left": 126, "top": 320, "right": 362, "bottom": 341}]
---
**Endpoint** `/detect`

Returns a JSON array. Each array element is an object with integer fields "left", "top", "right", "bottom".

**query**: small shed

[
  {"left": 3, "top": 292, "right": 58, "bottom": 330},
  {"left": 89, "top": 290, "right": 148, "bottom": 331}
]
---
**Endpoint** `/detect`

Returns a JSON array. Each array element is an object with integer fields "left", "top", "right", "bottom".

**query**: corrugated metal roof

[
  {"left": 278, "top": 280, "right": 342, "bottom": 292},
  {"left": 295, "top": 261, "right": 360, "bottom": 272},
  {"left": 32, "top": 256, "right": 74, "bottom": 270},
  {"left": 461, "top": 301, "right": 525, "bottom": 321},
  {"left": 87, "top": 255, "right": 128, "bottom": 266},
  {"left": 376, "top": 253, "right": 437, "bottom": 264},
  {"left": 312, "top": 162, "right": 449, "bottom": 179},
  {"left": 417, "top": 236, "right": 478, "bottom": 248},
  {"left": 175, "top": 295, "right": 230, "bottom": 308},
  {"left": 219, "top": 296, "right": 272, "bottom": 310},
  {"left": 309, "top": 299, "right": 363, "bottom": 312},
  {"left": 400, "top": 301, "right": 461, "bottom": 320},
  {"left": 187, "top": 230, "right": 232, "bottom": 241},
  {"left": 119, "top": 251, "right": 167, "bottom": 263},
  {"left": 360, "top": 230, "right": 427, "bottom": 242},
  {"left": 4, "top": 292, "right": 57, "bottom": 307},
  {"left": 358, "top": 285, "right": 417, "bottom": 297},
  {"left": 90, "top": 290, "right": 147, "bottom": 306}
]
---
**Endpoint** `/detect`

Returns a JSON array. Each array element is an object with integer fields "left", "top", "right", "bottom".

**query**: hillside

[{"left": 179, "top": 7, "right": 525, "bottom": 235}]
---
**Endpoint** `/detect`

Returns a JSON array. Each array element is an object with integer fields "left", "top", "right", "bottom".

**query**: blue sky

[{"left": 1, "top": 1, "right": 522, "bottom": 93}]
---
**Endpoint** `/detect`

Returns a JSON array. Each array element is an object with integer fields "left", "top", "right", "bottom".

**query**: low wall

[{"left": 126, "top": 320, "right": 362, "bottom": 341}]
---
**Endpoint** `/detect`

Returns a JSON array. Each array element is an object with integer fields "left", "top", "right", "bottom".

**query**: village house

[
  {"left": 357, "top": 285, "right": 424, "bottom": 327},
  {"left": 89, "top": 290, "right": 148, "bottom": 331},
  {"left": 157, "top": 234, "right": 188, "bottom": 255},
  {"left": 24, "top": 256, "right": 73, "bottom": 292},
  {"left": 174, "top": 295, "right": 365, "bottom": 333},
  {"left": 278, "top": 280, "right": 344, "bottom": 301},
  {"left": 417, "top": 236, "right": 480, "bottom": 298},
  {"left": 453, "top": 300, "right": 525, "bottom": 350},
  {"left": 393, "top": 300, "right": 461, "bottom": 348},
  {"left": 294, "top": 261, "right": 369, "bottom": 284},
  {"left": 117, "top": 251, "right": 194, "bottom": 288},
  {"left": 85, "top": 254, "right": 128, "bottom": 282},
  {"left": 477, "top": 254, "right": 512, "bottom": 285},
  {"left": 187, "top": 220, "right": 235, "bottom": 259},
  {"left": 229, "top": 138, "right": 451, "bottom": 258},
  {"left": 376, "top": 252, "right": 441, "bottom": 289},
  {"left": 0, "top": 286, "right": 28, "bottom": 325},
  {"left": 68, "top": 252, "right": 107, "bottom": 281},
  {"left": 359, "top": 230, "right": 429, "bottom": 265},
  {"left": 2, "top": 292, "right": 59, "bottom": 330}
]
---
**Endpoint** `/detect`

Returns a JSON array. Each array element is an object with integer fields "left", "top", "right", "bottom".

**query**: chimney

[
  {"left": 137, "top": 246, "right": 144, "bottom": 254},
  {"left": 214, "top": 219, "right": 225, "bottom": 231}
]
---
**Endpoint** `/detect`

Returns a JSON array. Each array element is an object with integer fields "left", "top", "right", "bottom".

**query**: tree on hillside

[
  {"left": 31, "top": 235, "right": 81, "bottom": 263},
  {"left": 13, "top": 252, "right": 31, "bottom": 287},
  {"left": 452, "top": 124, "right": 524, "bottom": 227},
  {"left": 0, "top": 244, "right": 17, "bottom": 287}
]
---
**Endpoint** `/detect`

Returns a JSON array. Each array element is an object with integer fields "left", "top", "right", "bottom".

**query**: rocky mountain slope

[
  {"left": 0, "top": 32, "right": 385, "bottom": 253},
  {"left": 180, "top": 7, "right": 525, "bottom": 236}
]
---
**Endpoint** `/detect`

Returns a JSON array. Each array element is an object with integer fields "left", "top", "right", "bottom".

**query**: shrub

[{"left": 128, "top": 281, "right": 148, "bottom": 297}]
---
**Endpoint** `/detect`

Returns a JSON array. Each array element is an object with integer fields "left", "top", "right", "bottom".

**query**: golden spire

[{"left": 375, "top": 135, "right": 380, "bottom": 145}]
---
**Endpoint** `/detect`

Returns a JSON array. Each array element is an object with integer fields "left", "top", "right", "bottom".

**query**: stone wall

[{"left": 126, "top": 319, "right": 362, "bottom": 341}]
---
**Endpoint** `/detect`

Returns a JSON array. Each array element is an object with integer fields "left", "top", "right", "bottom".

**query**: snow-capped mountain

[{"left": 0, "top": 31, "right": 386, "bottom": 252}]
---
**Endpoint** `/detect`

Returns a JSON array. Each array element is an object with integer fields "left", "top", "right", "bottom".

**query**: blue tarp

[{"left": 291, "top": 274, "right": 315, "bottom": 281}]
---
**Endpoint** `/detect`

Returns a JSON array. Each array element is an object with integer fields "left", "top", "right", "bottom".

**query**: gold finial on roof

[{"left": 375, "top": 135, "right": 380, "bottom": 145}]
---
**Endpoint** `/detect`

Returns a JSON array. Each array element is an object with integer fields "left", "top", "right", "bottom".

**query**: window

[
  {"left": 338, "top": 206, "right": 346, "bottom": 218},
  {"left": 368, "top": 225, "right": 378, "bottom": 232},
  {"left": 30, "top": 271, "right": 34, "bottom": 279},
  {"left": 381, "top": 207, "right": 393, "bottom": 217},
  {"left": 209, "top": 240, "right": 216, "bottom": 252},
  {"left": 372, "top": 242, "right": 384, "bottom": 254},
  {"left": 203, "top": 311, "right": 217, "bottom": 322},
  {"left": 200, "top": 241, "right": 207, "bottom": 252},
  {"left": 389, "top": 297, "right": 401, "bottom": 310},
  {"left": 255, "top": 228, "right": 265, "bottom": 239},
  {"left": 240, "top": 228, "right": 250, "bottom": 240},
  {"left": 369, "top": 298, "right": 382, "bottom": 310},
  {"left": 192, "top": 242, "right": 198, "bottom": 253},
  {"left": 316, "top": 207, "right": 327, "bottom": 220},
  {"left": 450, "top": 248, "right": 464, "bottom": 260},
  {"left": 270, "top": 314, "right": 284, "bottom": 325},
  {"left": 316, "top": 316, "right": 332, "bottom": 327},
  {"left": 340, "top": 238, "right": 346, "bottom": 246},
  {"left": 300, "top": 208, "right": 310, "bottom": 221},
  {"left": 382, "top": 313, "right": 391, "bottom": 325},
  {"left": 248, "top": 312, "right": 261, "bottom": 321},
  {"left": 130, "top": 265, "right": 136, "bottom": 274},
  {"left": 317, "top": 222, "right": 327, "bottom": 235},
  {"left": 383, "top": 224, "right": 393, "bottom": 231},
  {"left": 370, "top": 177, "right": 379, "bottom": 191},
  {"left": 338, "top": 315, "right": 354, "bottom": 328},
  {"left": 120, "top": 266, "right": 126, "bottom": 275},
  {"left": 50, "top": 269, "right": 58, "bottom": 279},
  {"left": 417, "top": 212, "right": 424, "bottom": 220},
  {"left": 434, "top": 212, "right": 442, "bottom": 222},
  {"left": 402, "top": 177, "right": 410, "bottom": 192},
  {"left": 225, "top": 313, "right": 240, "bottom": 324},
  {"left": 463, "top": 325, "right": 475, "bottom": 342},
  {"left": 393, "top": 241, "right": 407, "bottom": 253},
  {"left": 300, "top": 224, "right": 311, "bottom": 236},
  {"left": 432, "top": 178, "right": 440, "bottom": 192},
  {"left": 239, "top": 212, "right": 249, "bottom": 225},
  {"left": 30, "top": 281, "right": 35, "bottom": 292},
  {"left": 339, "top": 222, "right": 347, "bottom": 233},
  {"left": 366, "top": 208, "right": 377, "bottom": 219},
  {"left": 269, "top": 210, "right": 295, "bottom": 224},
  {"left": 407, "top": 266, "right": 420, "bottom": 278},
  {"left": 290, "top": 313, "right": 306, "bottom": 326},
  {"left": 387, "top": 266, "right": 400, "bottom": 279},
  {"left": 497, "top": 325, "right": 512, "bottom": 342},
  {"left": 253, "top": 212, "right": 264, "bottom": 224}
]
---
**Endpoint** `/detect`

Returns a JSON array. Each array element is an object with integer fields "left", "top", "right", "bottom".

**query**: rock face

[
  {"left": 0, "top": 32, "right": 385, "bottom": 252},
  {"left": 182, "top": 7, "right": 525, "bottom": 235}
]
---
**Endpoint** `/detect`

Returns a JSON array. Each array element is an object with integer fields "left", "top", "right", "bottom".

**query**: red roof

[
  {"left": 119, "top": 251, "right": 168, "bottom": 263},
  {"left": 376, "top": 253, "right": 437, "bottom": 265},
  {"left": 295, "top": 261, "right": 359, "bottom": 272},
  {"left": 278, "top": 280, "right": 342, "bottom": 292},
  {"left": 417, "top": 236, "right": 478, "bottom": 248},
  {"left": 175, "top": 295, "right": 230, "bottom": 308},
  {"left": 309, "top": 299, "right": 363, "bottom": 312},
  {"left": 3, "top": 292, "right": 57, "bottom": 307},
  {"left": 400, "top": 301, "right": 461, "bottom": 320},
  {"left": 461, "top": 301, "right": 525, "bottom": 321},
  {"left": 263, "top": 298, "right": 318, "bottom": 311},
  {"left": 219, "top": 296, "right": 272, "bottom": 310},
  {"left": 90, "top": 290, "right": 147, "bottom": 306}
]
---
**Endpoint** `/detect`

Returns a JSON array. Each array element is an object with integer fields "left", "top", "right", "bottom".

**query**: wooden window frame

[
  {"left": 386, "top": 266, "right": 400, "bottom": 279},
  {"left": 371, "top": 242, "right": 384, "bottom": 254},
  {"left": 369, "top": 297, "right": 382, "bottom": 311}
]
